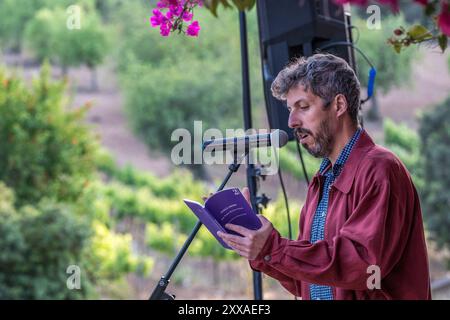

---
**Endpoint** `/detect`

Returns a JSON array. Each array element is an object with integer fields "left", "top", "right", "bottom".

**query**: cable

[
  {"left": 317, "top": 41, "right": 377, "bottom": 106},
  {"left": 277, "top": 166, "right": 293, "bottom": 241},
  {"left": 296, "top": 140, "right": 310, "bottom": 186},
  {"left": 271, "top": 143, "right": 293, "bottom": 241},
  {"left": 270, "top": 135, "right": 298, "bottom": 299},
  {"left": 318, "top": 41, "right": 374, "bottom": 68},
  {"left": 349, "top": 25, "right": 360, "bottom": 44}
]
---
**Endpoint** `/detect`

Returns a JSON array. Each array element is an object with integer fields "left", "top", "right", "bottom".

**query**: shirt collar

[
  {"left": 312, "top": 128, "right": 375, "bottom": 194},
  {"left": 319, "top": 128, "right": 362, "bottom": 177}
]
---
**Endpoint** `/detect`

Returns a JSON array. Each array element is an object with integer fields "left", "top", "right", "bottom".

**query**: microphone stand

[
  {"left": 149, "top": 151, "right": 247, "bottom": 300},
  {"left": 150, "top": 9, "right": 266, "bottom": 301},
  {"left": 239, "top": 10, "right": 264, "bottom": 300}
]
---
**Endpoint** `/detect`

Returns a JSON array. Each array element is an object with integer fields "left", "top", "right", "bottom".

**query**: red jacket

[{"left": 250, "top": 130, "right": 431, "bottom": 300}]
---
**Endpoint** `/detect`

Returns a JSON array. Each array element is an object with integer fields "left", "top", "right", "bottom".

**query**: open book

[{"left": 183, "top": 188, "right": 262, "bottom": 249}]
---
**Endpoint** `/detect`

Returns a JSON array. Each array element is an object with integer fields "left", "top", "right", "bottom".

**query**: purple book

[{"left": 183, "top": 188, "right": 262, "bottom": 250}]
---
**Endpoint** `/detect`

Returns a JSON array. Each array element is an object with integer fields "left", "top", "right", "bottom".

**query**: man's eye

[{"left": 300, "top": 105, "right": 309, "bottom": 109}]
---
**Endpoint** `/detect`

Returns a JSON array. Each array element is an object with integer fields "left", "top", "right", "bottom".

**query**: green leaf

[
  {"left": 204, "top": 0, "right": 220, "bottom": 17},
  {"left": 424, "top": 2, "right": 437, "bottom": 16},
  {"left": 245, "top": 0, "right": 256, "bottom": 10},
  {"left": 232, "top": 0, "right": 245, "bottom": 11},
  {"left": 219, "top": 0, "right": 233, "bottom": 8},
  {"left": 406, "top": 24, "right": 433, "bottom": 41},
  {"left": 438, "top": 34, "right": 448, "bottom": 52}
]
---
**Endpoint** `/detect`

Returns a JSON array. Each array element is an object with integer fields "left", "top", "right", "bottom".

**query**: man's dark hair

[{"left": 271, "top": 53, "right": 361, "bottom": 124}]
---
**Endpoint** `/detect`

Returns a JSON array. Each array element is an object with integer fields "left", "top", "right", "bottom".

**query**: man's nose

[{"left": 288, "top": 111, "right": 301, "bottom": 129}]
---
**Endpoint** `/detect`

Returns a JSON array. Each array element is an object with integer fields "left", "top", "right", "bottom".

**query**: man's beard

[{"left": 294, "top": 119, "right": 333, "bottom": 158}]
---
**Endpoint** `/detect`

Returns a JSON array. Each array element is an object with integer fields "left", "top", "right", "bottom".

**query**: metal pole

[{"left": 239, "top": 10, "right": 263, "bottom": 301}]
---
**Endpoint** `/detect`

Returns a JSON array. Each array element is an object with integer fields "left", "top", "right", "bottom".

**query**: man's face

[{"left": 286, "top": 84, "right": 336, "bottom": 158}]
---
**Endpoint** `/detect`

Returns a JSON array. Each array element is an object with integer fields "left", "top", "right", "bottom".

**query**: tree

[
  {"left": 0, "top": 0, "right": 48, "bottom": 52},
  {"left": 354, "top": 15, "right": 418, "bottom": 121},
  {"left": 24, "top": 6, "right": 109, "bottom": 90},
  {"left": 117, "top": 4, "right": 263, "bottom": 179},
  {"left": 419, "top": 95, "right": 450, "bottom": 264},
  {"left": 0, "top": 186, "right": 94, "bottom": 299},
  {"left": 0, "top": 65, "right": 153, "bottom": 298},
  {"left": 0, "top": 64, "right": 99, "bottom": 206},
  {"left": 0, "top": 0, "right": 97, "bottom": 53}
]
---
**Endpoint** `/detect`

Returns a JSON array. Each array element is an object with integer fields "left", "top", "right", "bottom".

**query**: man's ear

[{"left": 335, "top": 94, "right": 348, "bottom": 117}]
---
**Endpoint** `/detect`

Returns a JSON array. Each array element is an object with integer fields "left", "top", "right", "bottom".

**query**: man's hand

[{"left": 217, "top": 187, "right": 274, "bottom": 260}]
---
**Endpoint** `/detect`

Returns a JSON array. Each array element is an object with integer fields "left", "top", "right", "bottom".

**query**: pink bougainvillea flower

[
  {"left": 438, "top": 1, "right": 450, "bottom": 36},
  {"left": 182, "top": 11, "right": 193, "bottom": 22},
  {"left": 150, "top": 9, "right": 165, "bottom": 27},
  {"left": 160, "top": 21, "right": 173, "bottom": 37},
  {"left": 169, "top": 4, "right": 183, "bottom": 16},
  {"left": 186, "top": 21, "right": 200, "bottom": 37},
  {"left": 150, "top": 0, "right": 203, "bottom": 37}
]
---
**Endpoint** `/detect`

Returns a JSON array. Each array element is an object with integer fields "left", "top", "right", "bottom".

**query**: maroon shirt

[{"left": 250, "top": 130, "right": 431, "bottom": 299}]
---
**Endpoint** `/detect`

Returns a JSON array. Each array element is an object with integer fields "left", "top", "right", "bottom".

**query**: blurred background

[{"left": 0, "top": 0, "right": 449, "bottom": 299}]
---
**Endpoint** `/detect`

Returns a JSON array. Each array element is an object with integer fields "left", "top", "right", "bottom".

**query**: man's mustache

[{"left": 294, "top": 128, "right": 313, "bottom": 137}]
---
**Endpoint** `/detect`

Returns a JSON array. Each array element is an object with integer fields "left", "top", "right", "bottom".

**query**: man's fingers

[
  {"left": 217, "top": 231, "right": 248, "bottom": 245},
  {"left": 227, "top": 239, "right": 250, "bottom": 254},
  {"left": 225, "top": 223, "right": 254, "bottom": 238}
]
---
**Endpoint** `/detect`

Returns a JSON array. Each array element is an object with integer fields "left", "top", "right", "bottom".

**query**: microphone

[{"left": 202, "top": 129, "right": 289, "bottom": 153}]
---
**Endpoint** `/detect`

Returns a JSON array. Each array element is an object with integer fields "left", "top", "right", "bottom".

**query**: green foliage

[
  {"left": 121, "top": 56, "right": 242, "bottom": 156},
  {"left": 0, "top": 0, "right": 97, "bottom": 52},
  {"left": 354, "top": 15, "right": 419, "bottom": 94},
  {"left": 146, "top": 222, "right": 187, "bottom": 254},
  {"left": 383, "top": 118, "right": 422, "bottom": 189},
  {"left": 276, "top": 142, "right": 321, "bottom": 182},
  {"left": 0, "top": 66, "right": 151, "bottom": 298},
  {"left": 262, "top": 193, "right": 301, "bottom": 240},
  {"left": 203, "top": 0, "right": 256, "bottom": 15},
  {"left": 0, "top": 184, "right": 93, "bottom": 299},
  {"left": 24, "top": 5, "right": 109, "bottom": 71},
  {"left": 23, "top": 9, "right": 59, "bottom": 62},
  {"left": 103, "top": 180, "right": 200, "bottom": 233},
  {"left": 0, "top": 0, "right": 47, "bottom": 51},
  {"left": 116, "top": 4, "right": 263, "bottom": 162},
  {"left": 384, "top": 118, "right": 420, "bottom": 153},
  {"left": 98, "top": 159, "right": 240, "bottom": 261},
  {"left": 85, "top": 221, "right": 154, "bottom": 281},
  {"left": 419, "top": 96, "right": 450, "bottom": 251},
  {"left": 0, "top": 65, "right": 98, "bottom": 206}
]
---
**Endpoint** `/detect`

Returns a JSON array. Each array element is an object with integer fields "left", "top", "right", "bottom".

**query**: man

[{"left": 217, "top": 53, "right": 431, "bottom": 300}]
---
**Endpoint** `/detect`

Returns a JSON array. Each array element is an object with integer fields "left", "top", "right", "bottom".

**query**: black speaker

[{"left": 257, "top": 0, "right": 356, "bottom": 140}]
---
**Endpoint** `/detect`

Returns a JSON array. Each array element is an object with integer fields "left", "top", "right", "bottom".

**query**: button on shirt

[{"left": 309, "top": 128, "right": 362, "bottom": 300}]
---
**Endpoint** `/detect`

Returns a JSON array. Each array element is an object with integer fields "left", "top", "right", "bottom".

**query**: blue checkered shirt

[{"left": 309, "top": 128, "right": 362, "bottom": 300}]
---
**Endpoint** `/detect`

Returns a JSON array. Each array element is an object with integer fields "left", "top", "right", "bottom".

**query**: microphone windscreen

[{"left": 275, "top": 129, "right": 289, "bottom": 148}]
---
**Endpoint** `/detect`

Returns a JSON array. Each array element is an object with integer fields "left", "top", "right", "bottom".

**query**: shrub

[
  {"left": 419, "top": 96, "right": 450, "bottom": 253},
  {"left": 0, "top": 65, "right": 99, "bottom": 206}
]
